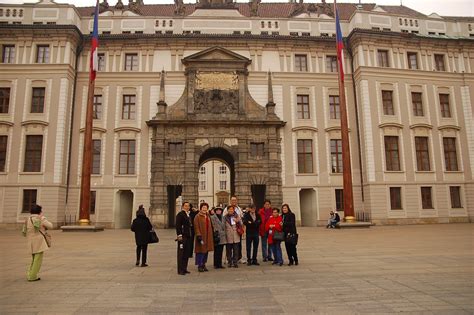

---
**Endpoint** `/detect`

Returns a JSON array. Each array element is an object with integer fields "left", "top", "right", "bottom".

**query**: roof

[{"left": 75, "top": 2, "right": 429, "bottom": 20}]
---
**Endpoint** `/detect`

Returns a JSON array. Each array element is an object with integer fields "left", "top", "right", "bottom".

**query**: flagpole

[
  {"left": 78, "top": 0, "right": 99, "bottom": 226},
  {"left": 334, "top": 0, "right": 355, "bottom": 222}
]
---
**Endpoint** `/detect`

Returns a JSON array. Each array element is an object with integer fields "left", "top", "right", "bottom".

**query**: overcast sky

[{"left": 1, "top": 0, "right": 473, "bottom": 17}]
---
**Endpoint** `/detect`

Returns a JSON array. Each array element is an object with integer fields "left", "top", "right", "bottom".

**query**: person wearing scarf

[
  {"left": 224, "top": 205, "right": 242, "bottom": 268},
  {"left": 210, "top": 206, "right": 227, "bottom": 269},
  {"left": 194, "top": 202, "right": 214, "bottom": 272}
]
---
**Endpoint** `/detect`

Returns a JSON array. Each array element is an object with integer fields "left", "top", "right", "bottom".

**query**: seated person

[{"left": 326, "top": 211, "right": 340, "bottom": 228}]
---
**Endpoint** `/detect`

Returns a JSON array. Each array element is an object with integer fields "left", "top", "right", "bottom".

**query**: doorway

[
  {"left": 251, "top": 184, "right": 266, "bottom": 210},
  {"left": 299, "top": 188, "right": 317, "bottom": 226},
  {"left": 167, "top": 185, "right": 182, "bottom": 227},
  {"left": 115, "top": 190, "right": 134, "bottom": 229}
]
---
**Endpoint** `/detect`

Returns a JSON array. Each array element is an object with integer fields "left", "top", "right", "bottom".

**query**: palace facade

[{"left": 0, "top": 0, "right": 473, "bottom": 228}]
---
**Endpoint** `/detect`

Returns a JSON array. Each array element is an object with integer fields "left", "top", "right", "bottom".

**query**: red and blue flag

[
  {"left": 335, "top": 1, "right": 344, "bottom": 82},
  {"left": 90, "top": 0, "right": 99, "bottom": 81}
]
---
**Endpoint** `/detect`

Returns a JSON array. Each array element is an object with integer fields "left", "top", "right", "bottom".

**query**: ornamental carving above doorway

[{"left": 147, "top": 46, "right": 285, "bottom": 227}]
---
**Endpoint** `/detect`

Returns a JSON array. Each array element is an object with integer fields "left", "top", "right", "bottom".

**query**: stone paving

[{"left": 0, "top": 224, "right": 473, "bottom": 314}]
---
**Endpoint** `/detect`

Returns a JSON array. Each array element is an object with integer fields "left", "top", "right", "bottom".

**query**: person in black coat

[
  {"left": 282, "top": 204, "right": 298, "bottom": 266},
  {"left": 243, "top": 204, "right": 261, "bottom": 265},
  {"left": 131, "top": 205, "right": 153, "bottom": 267},
  {"left": 175, "top": 201, "right": 193, "bottom": 275}
]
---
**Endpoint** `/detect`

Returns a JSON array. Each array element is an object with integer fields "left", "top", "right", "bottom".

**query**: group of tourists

[{"left": 175, "top": 196, "right": 299, "bottom": 275}]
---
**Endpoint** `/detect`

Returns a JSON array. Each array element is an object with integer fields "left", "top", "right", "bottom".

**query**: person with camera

[
  {"left": 243, "top": 204, "right": 261, "bottom": 265},
  {"left": 210, "top": 206, "right": 226, "bottom": 269},
  {"left": 224, "top": 205, "right": 242, "bottom": 268},
  {"left": 193, "top": 202, "right": 214, "bottom": 272}
]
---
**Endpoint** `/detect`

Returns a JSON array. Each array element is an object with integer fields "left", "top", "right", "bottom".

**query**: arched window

[{"left": 219, "top": 164, "right": 227, "bottom": 174}]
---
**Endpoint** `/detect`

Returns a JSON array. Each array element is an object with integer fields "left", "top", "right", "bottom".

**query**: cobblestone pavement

[{"left": 0, "top": 224, "right": 473, "bottom": 314}]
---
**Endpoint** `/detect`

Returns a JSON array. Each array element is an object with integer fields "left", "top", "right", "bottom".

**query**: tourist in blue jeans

[
  {"left": 265, "top": 208, "right": 284, "bottom": 266},
  {"left": 259, "top": 200, "right": 274, "bottom": 261},
  {"left": 243, "top": 204, "right": 261, "bottom": 265}
]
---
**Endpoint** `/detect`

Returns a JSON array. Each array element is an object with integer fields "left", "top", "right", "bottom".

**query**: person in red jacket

[
  {"left": 258, "top": 200, "right": 274, "bottom": 262},
  {"left": 265, "top": 208, "right": 284, "bottom": 266}
]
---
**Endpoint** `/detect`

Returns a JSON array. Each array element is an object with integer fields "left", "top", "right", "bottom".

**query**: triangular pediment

[{"left": 183, "top": 47, "right": 251, "bottom": 64}]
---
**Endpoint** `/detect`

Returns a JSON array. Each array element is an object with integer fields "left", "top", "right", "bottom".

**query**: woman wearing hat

[
  {"left": 131, "top": 205, "right": 153, "bottom": 267},
  {"left": 210, "top": 206, "right": 226, "bottom": 269}
]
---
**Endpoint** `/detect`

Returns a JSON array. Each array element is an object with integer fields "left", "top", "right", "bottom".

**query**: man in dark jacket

[
  {"left": 176, "top": 201, "right": 192, "bottom": 275},
  {"left": 243, "top": 204, "right": 261, "bottom": 265},
  {"left": 327, "top": 210, "right": 341, "bottom": 228},
  {"left": 131, "top": 205, "right": 153, "bottom": 267}
]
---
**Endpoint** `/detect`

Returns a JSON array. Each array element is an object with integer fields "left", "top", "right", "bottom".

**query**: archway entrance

[
  {"left": 198, "top": 148, "right": 234, "bottom": 207},
  {"left": 115, "top": 190, "right": 134, "bottom": 229},
  {"left": 300, "top": 188, "right": 317, "bottom": 226}
]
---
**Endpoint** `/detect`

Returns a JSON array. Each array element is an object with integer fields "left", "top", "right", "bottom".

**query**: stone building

[{"left": 0, "top": 0, "right": 473, "bottom": 228}]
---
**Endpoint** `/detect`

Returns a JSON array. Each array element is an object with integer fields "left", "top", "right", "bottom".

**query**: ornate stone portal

[{"left": 147, "top": 47, "right": 285, "bottom": 227}]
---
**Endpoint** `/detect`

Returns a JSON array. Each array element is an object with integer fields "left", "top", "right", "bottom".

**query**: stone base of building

[{"left": 372, "top": 217, "right": 471, "bottom": 225}]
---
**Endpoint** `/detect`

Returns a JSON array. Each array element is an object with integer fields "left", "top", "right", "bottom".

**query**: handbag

[
  {"left": 285, "top": 233, "right": 299, "bottom": 245},
  {"left": 236, "top": 224, "right": 244, "bottom": 236},
  {"left": 31, "top": 217, "right": 51, "bottom": 247},
  {"left": 149, "top": 229, "right": 159, "bottom": 244},
  {"left": 272, "top": 230, "right": 285, "bottom": 242}
]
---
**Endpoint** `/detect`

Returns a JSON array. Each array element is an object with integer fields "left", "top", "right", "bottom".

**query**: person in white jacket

[{"left": 23, "top": 204, "right": 53, "bottom": 281}]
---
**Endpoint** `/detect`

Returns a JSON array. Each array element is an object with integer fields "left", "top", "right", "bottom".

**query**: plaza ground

[{"left": 0, "top": 224, "right": 473, "bottom": 314}]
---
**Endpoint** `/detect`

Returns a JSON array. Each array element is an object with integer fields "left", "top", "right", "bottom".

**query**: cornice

[
  {"left": 379, "top": 122, "right": 403, "bottom": 129},
  {"left": 21, "top": 120, "right": 49, "bottom": 127},
  {"left": 114, "top": 127, "right": 141, "bottom": 133},
  {"left": 438, "top": 125, "right": 461, "bottom": 131},
  {"left": 292, "top": 126, "right": 318, "bottom": 132},
  {"left": 80, "top": 127, "right": 107, "bottom": 133},
  {"left": 409, "top": 123, "right": 433, "bottom": 129}
]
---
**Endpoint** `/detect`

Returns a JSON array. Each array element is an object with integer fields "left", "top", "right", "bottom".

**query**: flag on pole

[
  {"left": 335, "top": 1, "right": 344, "bottom": 82},
  {"left": 90, "top": 0, "right": 99, "bottom": 81}
]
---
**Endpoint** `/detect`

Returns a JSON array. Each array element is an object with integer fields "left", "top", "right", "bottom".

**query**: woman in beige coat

[
  {"left": 23, "top": 204, "right": 53, "bottom": 281},
  {"left": 224, "top": 205, "right": 242, "bottom": 268}
]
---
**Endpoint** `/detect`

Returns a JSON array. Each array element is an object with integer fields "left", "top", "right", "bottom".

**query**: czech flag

[
  {"left": 335, "top": 1, "right": 344, "bottom": 82},
  {"left": 90, "top": 0, "right": 99, "bottom": 81}
]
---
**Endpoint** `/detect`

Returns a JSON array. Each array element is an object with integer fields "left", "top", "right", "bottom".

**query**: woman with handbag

[
  {"left": 22, "top": 204, "right": 53, "bottom": 281},
  {"left": 193, "top": 203, "right": 214, "bottom": 272},
  {"left": 265, "top": 208, "right": 284, "bottom": 266},
  {"left": 210, "top": 206, "right": 226, "bottom": 269},
  {"left": 282, "top": 204, "right": 299, "bottom": 266},
  {"left": 131, "top": 205, "right": 153, "bottom": 267},
  {"left": 224, "top": 205, "right": 241, "bottom": 268}
]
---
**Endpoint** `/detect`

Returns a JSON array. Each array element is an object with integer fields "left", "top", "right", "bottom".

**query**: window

[
  {"left": 296, "top": 94, "right": 310, "bottom": 119},
  {"left": 326, "top": 55, "right": 338, "bottom": 72},
  {"left": 377, "top": 50, "right": 389, "bottom": 67},
  {"left": 2, "top": 45, "right": 15, "bottom": 63},
  {"left": 122, "top": 95, "right": 135, "bottom": 120},
  {"left": 415, "top": 137, "right": 430, "bottom": 171},
  {"left": 92, "top": 139, "right": 101, "bottom": 175},
  {"left": 0, "top": 135, "right": 6, "bottom": 172},
  {"left": 36, "top": 45, "right": 50, "bottom": 63},
  {"left": 382, "top": 90, "right": 394, "bottom": 115},
  {"left": 199, "top": 180, "right": 206, "bottom": 191},
  {"left": 90, "top": 191, "right": 96, "bottom": 215},
  {"left": 329, "top": 95, "right": 340, "bottom": 119},
  {"left": 168, "top": 142, "right": 183, "bottom": 158},
  {"left": 384, "top": 136, "right": 400, "bottom": 171},
  {"left": 0, "top": 87, "right": 10, "bottom": 113},
  {"left": 98, "top": 53, "right": 105, "bottom": 71},
  {"left": 330, "top": 139, "right": 343, "bottom": 173},
  {"left": 443, "top": 137, "right": 458, "bottom": 171},
  {"left": 93, "top": 95, "right": 102, "bottom": 119},
  {"left": 250, "top": 142, "right": 264, "bottom": 158},
  {"left": 390, "top": 187, "right": 402, "bottom": 210},
  {"left": 294, "top": 54, "right": 308, "bottom": 72},
  {"left": 219, "top": 180, "right": 227, "bottom": 190},
  {"left": 439, "top": 94, "right": 451, "bottom": 118},
  {"left": 24, "top": 135, "right": 43, "bottom": 172},
  {"left": 22, "top": 189, "right": 37, "bottom": 213},
  {"left": 407, "top": 52, "right": 418, "bottom": 69},
  {"left": 31, "top": 87, "right": 45, "bottom": 113},
  {"left": 450, "top": 186, "right": 462, "bottom": 208},
  {"left": 335, "top": 189, "right": 344, "bottom": 211},
  {"left": 411, "top": 92, "right": 423, "bottom": 116},
  {"left": 199, "top": 166, "right": 206, "bottom": 175},
  {"left": 119, "top": 140, "right": 135, "bottom": 174},
  {"left": 219, "top": 164, "right": 227, "bottom": 174},
  {"left": 421, "top": 187, "right": 433, "bottom": 209},
  {"left": 297, "top": 139, "right": 313, "bottom": 173},
  {"left": 124, "top": 53, "right": 138, "bottom": 71},
  {"left": 434, "top": 54, "right": 445, "bottom": 71}
]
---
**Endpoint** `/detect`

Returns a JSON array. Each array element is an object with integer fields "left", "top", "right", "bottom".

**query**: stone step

[
  {"left": 338, "top": 221, "right": 373, "bottom": 228},
  {"left": 60, "top": 225, "right": 104, "bottom": 232}
]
